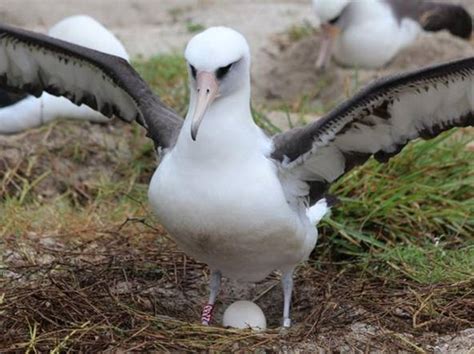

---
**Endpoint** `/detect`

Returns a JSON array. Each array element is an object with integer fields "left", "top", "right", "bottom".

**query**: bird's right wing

[
  {"left": 272, "top": 57, "right": 474, "bottom": 205},
  {"left": 0, "top": 23, "right": 183, "bottom": 151}
]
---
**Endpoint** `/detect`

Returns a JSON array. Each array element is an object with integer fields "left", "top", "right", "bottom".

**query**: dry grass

[{"left": 1, "top": 222, "right": 472, "bottom": 352}]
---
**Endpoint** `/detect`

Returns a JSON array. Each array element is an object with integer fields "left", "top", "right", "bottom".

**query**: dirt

[
  {"left": 2, "top": 223, "right": 473, "bottom": 352},
  {"left": 1, "top": 0, "right": 474, "bottom": 352},
  {"left": 257, "top": 32, "right": 474, "bottom": 107}
]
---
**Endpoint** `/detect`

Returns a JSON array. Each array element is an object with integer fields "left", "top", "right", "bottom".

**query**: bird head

[
  {"left": 312, "top": 0, "right": 349, "bottom": 23},
  {"left": 184, "top": 27, "right": 251, "bottom": 141},
  {"left": 312, "top": 0, "right": 349, "bottom": 69}
]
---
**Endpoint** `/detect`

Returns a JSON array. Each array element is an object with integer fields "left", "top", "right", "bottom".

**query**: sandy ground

[{"left": 1, "top": 0, "right": 314, "bottom": 57}]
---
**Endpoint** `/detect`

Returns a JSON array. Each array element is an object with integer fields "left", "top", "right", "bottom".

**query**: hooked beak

[
  {"left": 191, "top": 71, "right": 219, "bottom": 141},
  {"left": 316, "top": 23, "right": 340, "bottom": 70}
]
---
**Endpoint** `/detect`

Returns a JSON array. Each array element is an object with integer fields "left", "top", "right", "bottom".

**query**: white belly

[{"left": 148, "top": 151, "right": 316, "bottom": 282}]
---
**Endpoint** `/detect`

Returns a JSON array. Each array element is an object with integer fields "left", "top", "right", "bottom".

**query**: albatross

[
  {"left": 313, "top": 0, "right": 473, "bottom": 69},
  {"left": 0, "top": 15, "right": 129, "bottom": 134},
  {"left": 0, "top": 24, "right": 473, "bottom": 327}
]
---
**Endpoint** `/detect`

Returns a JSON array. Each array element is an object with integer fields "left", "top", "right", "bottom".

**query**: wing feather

[
  {"left": 388, "top": 0, "right": 472, "bottom": 39},
  {"left": 0, "top": 23, "right": 183, "bottom": 150},
  {"left": 272, "top": 57, "right": 474, "bottom": 204}
]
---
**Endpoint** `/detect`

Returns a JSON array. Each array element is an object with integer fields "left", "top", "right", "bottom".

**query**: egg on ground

[{"left": 222, "top": 300, "right": 267, "bottom": 330}]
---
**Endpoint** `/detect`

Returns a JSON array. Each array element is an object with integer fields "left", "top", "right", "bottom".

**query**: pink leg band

[{"left": 201, "top": 303, "right": 215, "bottom": 325}]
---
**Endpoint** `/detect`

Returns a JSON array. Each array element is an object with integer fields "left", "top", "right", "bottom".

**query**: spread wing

[
  {"left": 0, "top": 23, "right": 183, "bottom": 151},
  {"left": 272, "top": 57, "right": 474, "bottom": 205},
  {"left": 388, "top": 0, "right": 472, "bottom": 39}
]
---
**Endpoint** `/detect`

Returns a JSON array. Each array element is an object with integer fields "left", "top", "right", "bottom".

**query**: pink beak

[
  {"left": 316, "top": 23, "right": 340, "bottom": 70},
  {"left": 191, "top": 71, "right": 219, "bottom": 141}
]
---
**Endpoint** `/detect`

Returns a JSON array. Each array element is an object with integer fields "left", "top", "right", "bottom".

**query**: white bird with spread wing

[
  {"left": 0, "top": 15, "right": 129, "bottom": 134},
  {"left": 0, "top": 24, "right": 472, "bottom": 327},
  {"left": 313, "top": 0, "right": 473, "bottom": 69}
]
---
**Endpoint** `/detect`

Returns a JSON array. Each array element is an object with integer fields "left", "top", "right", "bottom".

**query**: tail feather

[{"left": 307, "top": 198, "right": 332, "bottom": 225}]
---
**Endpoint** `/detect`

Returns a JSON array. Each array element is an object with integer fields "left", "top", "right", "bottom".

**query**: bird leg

[
  {"left": 201, "top": 270, "right": 222, "bottom": 325},
  {"left": 281, "top": 268, "right": 295, "bottom": 328}
]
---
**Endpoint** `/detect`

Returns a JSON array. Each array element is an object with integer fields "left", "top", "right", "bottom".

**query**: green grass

[
  {"left": 286, "top": 21, "right": 315, "bottom": 42},
  {"left": 322, "top": 130, "right": 473, "bottom": 253},
  {"left": 372, "top": 243, "right": 474, "bottom": 284},
  {"left": 133, "top": 54, "right": 188, "bottom": 115},
  {"left": 186, "top": 21, "right": 205, "bottom": 33}
]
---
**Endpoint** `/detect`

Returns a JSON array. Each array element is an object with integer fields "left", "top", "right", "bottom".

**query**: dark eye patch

[
  {"left": 190, "top": 64, "right": 197, "bottom": 79},
  {"left": 329, "top": 14, "right": 341, "bottom": 25},
  {"left": 215, "top": 63, "right": 233, "bottom": 80}
]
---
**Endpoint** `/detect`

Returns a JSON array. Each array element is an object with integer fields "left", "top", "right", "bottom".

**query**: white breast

[{"left": 148, "top": 115, "right": 316, "bottom": 282}]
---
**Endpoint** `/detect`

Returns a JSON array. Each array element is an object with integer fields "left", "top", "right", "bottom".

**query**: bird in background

[
  {"left": 0, "top": 22, "right": 472, "bottom": 327},
  {"left": 313, "top": 0, "right": 473, "bottom": 69},
  {"left": 0, "top": 15, "right": 129, "bottom": 134}
]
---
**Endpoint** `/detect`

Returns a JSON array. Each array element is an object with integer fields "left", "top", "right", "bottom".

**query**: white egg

[{"left": 222, "top": 300, "right": 267, "bottom": 330}]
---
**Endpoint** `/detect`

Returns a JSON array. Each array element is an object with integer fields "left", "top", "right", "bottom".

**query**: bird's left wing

[
  {"left": 0, "top": 23, "right": 183, "bottom": 151},
  {"left": 271, "top": 57, "right": 474, "bottom": 205}
]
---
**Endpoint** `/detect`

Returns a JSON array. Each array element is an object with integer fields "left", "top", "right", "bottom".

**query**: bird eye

[
  {"left": 216, "top": 63, "right": 233, "bottom": 80},
  {"left": 190, "top": 64, "right": 197, "bottom": 79},
  {"left": 329, "top": 15, "right": 341, "bottom": 25}
]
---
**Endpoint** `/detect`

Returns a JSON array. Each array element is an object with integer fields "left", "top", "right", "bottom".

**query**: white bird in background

[
  {"left": 313, "top": 0, "right": 473, "bottom": 69},
  {"left": 0, "top": 15, "right": 129, "bottom": 134},
  {"left": 0, "top": 24, "right": 472, "bottom": 327}
]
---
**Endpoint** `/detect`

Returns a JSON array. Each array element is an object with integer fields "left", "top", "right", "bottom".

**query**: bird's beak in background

[
  {"left": 191, "top": 71, "right": 219, "bottom": 141},
  {"left": 316, "top": 23, "right": 340, "bottom": 70}
]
